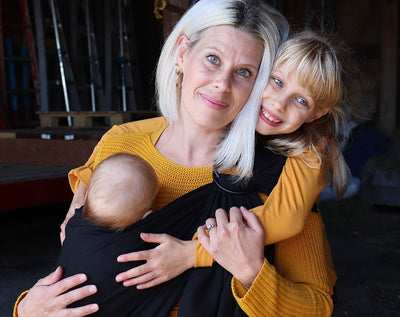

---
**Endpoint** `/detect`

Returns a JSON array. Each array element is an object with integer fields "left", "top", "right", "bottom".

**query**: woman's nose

[{"left": 213, "top": 72, "right": 231, "bottom": 93}]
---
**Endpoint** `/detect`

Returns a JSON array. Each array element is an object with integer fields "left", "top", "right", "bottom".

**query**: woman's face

[
  {"left": 256, "top": 64, "right": 329, "bottom": 136},
  {"left": 176, "top": 25, "right": 263, "bottom": 132}
]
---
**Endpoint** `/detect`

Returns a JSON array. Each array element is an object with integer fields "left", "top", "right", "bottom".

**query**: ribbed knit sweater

[{"left": 14, "top": 117, "right": 336, "bottom": 317}]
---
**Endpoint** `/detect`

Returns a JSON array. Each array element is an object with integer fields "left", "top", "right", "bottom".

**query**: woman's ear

[
  {"left": 176, "top": 35, "right": 190, "bottom": 68},
  {"left": 306, "top": 107, "right": 330, "bottom": 123}
]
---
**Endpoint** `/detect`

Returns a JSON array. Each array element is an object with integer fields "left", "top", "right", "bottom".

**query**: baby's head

[{"left": 84, "top": 153, "right": 158, "bottom": 231}]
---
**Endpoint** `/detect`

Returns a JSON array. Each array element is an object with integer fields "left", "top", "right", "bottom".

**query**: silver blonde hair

[
  {"left": 155, "top": 0, "right": 289, "bottom": 178},
  {"left": 263, "top": 30, "right": 351, "bottom": 197}
]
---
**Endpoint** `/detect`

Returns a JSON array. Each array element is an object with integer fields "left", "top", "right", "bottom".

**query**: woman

[{"left": 15, "top": 1, "right": 291, "bottom": 316}]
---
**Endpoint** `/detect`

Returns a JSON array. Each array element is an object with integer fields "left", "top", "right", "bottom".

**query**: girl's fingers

[
  {"left": 116, "top": 263, "right": 151, "bottom": 283},
  {"left": 117, "top": 249, "right": 151, "bottom": 262}
]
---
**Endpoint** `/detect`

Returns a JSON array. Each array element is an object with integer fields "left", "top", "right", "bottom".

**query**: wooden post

[{"left": 379, "top": 0, "right": 398, "bottom": 137}]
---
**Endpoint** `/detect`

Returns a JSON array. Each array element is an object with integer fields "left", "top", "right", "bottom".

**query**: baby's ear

[{"left": 306, "top": 107, "right": 330, "bottom": 123}]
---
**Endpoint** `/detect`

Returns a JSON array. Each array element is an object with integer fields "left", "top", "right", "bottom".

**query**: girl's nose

[{"left": 270, "top": 94, "right": 287, "bottom": 112}]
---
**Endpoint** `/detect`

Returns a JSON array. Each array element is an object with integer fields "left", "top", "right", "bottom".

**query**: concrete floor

[{"left": 1, "top": 197, "right": 399, "bottom": 316}]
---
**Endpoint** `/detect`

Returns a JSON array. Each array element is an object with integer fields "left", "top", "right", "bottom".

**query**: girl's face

[
  {"left": 176, "top": 25, "right": 263, "bottom": 132},
  {"left": 256, "top": 64, "right": 329, "bottom": 136}
]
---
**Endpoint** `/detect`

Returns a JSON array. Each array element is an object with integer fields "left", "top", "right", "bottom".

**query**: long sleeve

[
  {"left": 232, "top": 211, "right": 336, "bottom": 317},
  {"left": 195, "top": 152, "right": 330, "bottom": 267},
  {"left": 68, "top": 117, "right": 167, "bottom": 191}
]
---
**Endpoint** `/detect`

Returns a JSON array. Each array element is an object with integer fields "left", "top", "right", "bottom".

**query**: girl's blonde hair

[
  {"left": 156, "top": 0, "right": 289, "bottom": 178},
  {"left": 263, "top": 30, "right": 352, "bottom": 198}
]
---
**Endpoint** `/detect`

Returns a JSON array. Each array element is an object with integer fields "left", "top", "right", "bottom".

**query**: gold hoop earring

[{"left": 175, "top": 67, "right": 183, "bottom": 90}]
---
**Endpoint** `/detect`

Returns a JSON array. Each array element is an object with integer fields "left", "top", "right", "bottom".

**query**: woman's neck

[{"left": 155, "top": 121, "right": 223, "bottom": 167}]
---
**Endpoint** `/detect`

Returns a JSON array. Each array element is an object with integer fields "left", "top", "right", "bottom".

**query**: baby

[{"left": 83, "top": 153, "right": 158, "bottom": 230}]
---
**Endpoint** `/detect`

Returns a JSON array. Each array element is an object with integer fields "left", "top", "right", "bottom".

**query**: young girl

[
  {"left": 256, "top": 29, "right": 349, "bottom": 197},
  {"left": 198, "top": 29, "right": 353, "bottom": 316}
]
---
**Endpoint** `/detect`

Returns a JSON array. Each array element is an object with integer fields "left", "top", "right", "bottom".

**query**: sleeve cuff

[
  {"left": 13, "top": 290, "right": 28, "bottom": 317},
  {"left": 232, "top": 258, "right": 275, "bottom": 307},
  {"left": 68, "top": 165, "right": 93, "bottom": 192},
  {"left": 194, "top": 240, "right": 214, "bottom": 268}
]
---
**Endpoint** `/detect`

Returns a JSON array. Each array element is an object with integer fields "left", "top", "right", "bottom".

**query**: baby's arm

[{"left": 194, "top": 152, "right": 330, "bottom": 267}]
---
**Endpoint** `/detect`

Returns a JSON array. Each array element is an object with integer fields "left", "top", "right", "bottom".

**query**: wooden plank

[
  {"left": 0, "top": 138, "right": 98, "bottom": 166},
  {"left": 37, "top": 111, "right": 159, "bottom": 128}
]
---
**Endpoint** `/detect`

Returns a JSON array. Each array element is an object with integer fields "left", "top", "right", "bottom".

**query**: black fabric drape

[{"left": 57, "top": 143, "right": 287, "bottom": 316}]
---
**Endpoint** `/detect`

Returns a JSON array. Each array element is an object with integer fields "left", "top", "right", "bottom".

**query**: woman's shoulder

[
  {"left": 116, "top": 116, "right": 167, "bottom": 134},
  {"left": 94, "top": 133, "right": 157, "bottom": 169}
]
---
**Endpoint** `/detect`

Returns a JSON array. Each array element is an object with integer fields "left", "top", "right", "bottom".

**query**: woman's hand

[
  {"left": 197, "top": 206, "right": 265, "bottom": 290},
  {"left": 116, "top": 233, "right": 196, "bottom": 289},
  {"left": 17, "top": 267, "right": 98, "bottom": 317},
  {"left": 60, "top": 182, "right": 87, "bottom": 244}
]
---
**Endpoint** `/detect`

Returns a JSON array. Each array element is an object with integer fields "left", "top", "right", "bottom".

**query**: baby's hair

[
  {"left": 84, "top": 153, "right": 159, "bottom": 231},
  {"left": 263, "top": 30, "right": 353, "bottom": 198}
]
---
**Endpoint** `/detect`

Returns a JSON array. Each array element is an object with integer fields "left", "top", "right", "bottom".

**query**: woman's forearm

[
  {"left": 232, "top": 212, "right": 335, "bottom": 317},
  {"left": 60, "top": 181, "right": 87, "bottom": 244},
  {"left": 232, "top": 259, "right": 333, "bottom": 317}
]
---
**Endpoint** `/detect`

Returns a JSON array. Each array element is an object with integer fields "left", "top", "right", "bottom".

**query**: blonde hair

[
  {"left": 263, "top": 30, "right": 351, "bottom": 198},
  {"left": 156, "top": 0, "right": 289, "bottom": 178},
  {"left": 84, "top": 154, "right": 159, "bottom": 231}
]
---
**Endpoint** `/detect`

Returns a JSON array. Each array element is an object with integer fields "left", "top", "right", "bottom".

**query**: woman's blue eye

[
  {"left": 237, "top": 69, "right": 251, "bottom": 78},
  {"left": 273, "top": 77, "right": 283, "bottom": 87},
  {"left": 207, "top": 55, "right": 220, "bottom": 64},
  {"left": 296, "top": 97, "right": 308, "bottom": 106}
]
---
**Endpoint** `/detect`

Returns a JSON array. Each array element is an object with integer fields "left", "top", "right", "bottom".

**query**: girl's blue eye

[
  {"left": 236, "top": 68, "right": 251, "bottom": 78},
  {"left": 207, "top": 55, "right": 220, "bottom": 64},
  {"left": 296, "top": 97, "right": 308, "bottom": 106},
  {"left": 273, "top": 77, "right": 283, "bottom": 87}
]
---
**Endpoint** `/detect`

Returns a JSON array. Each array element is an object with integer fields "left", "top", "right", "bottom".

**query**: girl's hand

[
  {"left": 197, "top": 207, "right": 265, "bottom": 290},
  {"left": 17, "top": 267, "right": 98, "bottom": 317},
  {"left": 116, "top": 233, "right": 196, "bottom": 289}
]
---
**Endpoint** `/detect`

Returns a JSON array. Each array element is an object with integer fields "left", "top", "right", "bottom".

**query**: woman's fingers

[
  {"left": 240, "top": 206, "right": 264, "bottom": 234},
  {"left": 197, "top": 225, "right": 210, "bottom": 249},
  {"left": 35, "top": 266, "right": 63, "bottom": 286},
  {"left": 53, "top": 273, "right": 90, "bottom": 295},
  {"left": 214, "top": 208, "right": 229, "bottom": 226},
  {"left": 56, "top": 284, "right": 98, "bottom": 307},
  {"left": 18, "top": 268, "right": 98, "bottom": 317},
  {"left": 62, "top": 304, "right": 100, "bottom": 317}
]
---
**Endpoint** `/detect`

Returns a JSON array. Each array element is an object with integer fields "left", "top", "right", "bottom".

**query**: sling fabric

[{"left": 58, "top": 143, "right": 287, "bottom": 316}]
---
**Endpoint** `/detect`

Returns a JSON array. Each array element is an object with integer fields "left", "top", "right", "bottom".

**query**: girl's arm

[
  {"left": 198, "top": 206, "right": 335, "bottom": 317},
  {"left": 232, "top": 211, "right": 335, "bottom": 317},
  {"left": 194, "top": 152, "right": 330, "bottom": 267}
]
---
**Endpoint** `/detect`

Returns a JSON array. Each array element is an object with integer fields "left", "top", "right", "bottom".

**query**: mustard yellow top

[
  {"left": 14, "top": 117, "right": 336, "bottom": 317},
  {"left": 68, "top": 117, "right": 329, "bottom": 267}
]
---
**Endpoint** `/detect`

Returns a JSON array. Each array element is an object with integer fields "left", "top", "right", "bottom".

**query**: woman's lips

[{"left": 200, "top": 93, "right": 228, "bottom": 110}]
